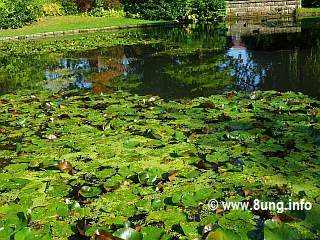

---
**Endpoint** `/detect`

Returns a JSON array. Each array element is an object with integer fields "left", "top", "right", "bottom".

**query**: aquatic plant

[{"left": 0, "top": 89, "right": 319, "bottom": 239}]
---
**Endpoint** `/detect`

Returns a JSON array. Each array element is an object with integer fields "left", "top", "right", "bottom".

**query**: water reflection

[{"left": 1, "top": 19, "right": 320, "bottom": 98}]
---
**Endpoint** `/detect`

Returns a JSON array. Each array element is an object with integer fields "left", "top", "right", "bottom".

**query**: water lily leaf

[
  {"left": 180, "top": 222, "right": 199, "bottom": 238},
  {"left": 14, "top": 227, "right": 35, "bottom": 240},
  {"left": 172, "top": 131, "right": 187, "bottom": 141},
  {"left": 301, "top": 206, "right": 320, "bottom": 230},
  {"left": 17, "top": 119, "right": 26, "bottom": 127},
  {"left": 56, "top": 202, "right": 70, "bottom": 217},
  {"left": 206, "top": 153, "right": 229, "bottom": 163},
  {"left": 6, "top": 178, "right": 29, "bottom": 190},
  {"left": 47, "top": 183, "right": 70, "bottom": 197},
  {"left": 103, "top": 180, "right": 121, "bottom": 192},
  {"left": 79, "top": 186, "right": 102, "bottom": 198},
  {"left": 141, "top": 227, "right": 165, "bottom": 240},
  {"left": 138, "top": 168, "right": 161, "bottom": 185},
  {"left": 96, "top": 168, "right": 117, "bottom": 179},
  {"left": 152, "top": 198, "right": 164, "bottom": 210},
  {"left": 123, "top": 141, "right": 141, "bottom": 148},
  {"left": 206, "top": 228, "right": 239, "bottom": 240},
  {"left": 181, "top": 192, "right": 197, "bottom": 207},
  {"left": 146, "top": 209, "right": 187, "bottom": 228},
  {"left": 144, "top": 129, "right": 162, "bottom": 140},
  {"left": 172, "top": 193, "right": 182, "bottom": 204},
  {"left": 113, "top": 227, "right": 142, "bottom": 240},
  {"left": 69, "top": 201, "right": 81, "bottom": 211},
  {"left": 264, "top": 220, "right": 301, "bottom": 240},
  {"left": 15, "top": 143, "right": 23, "bottom": 152}
]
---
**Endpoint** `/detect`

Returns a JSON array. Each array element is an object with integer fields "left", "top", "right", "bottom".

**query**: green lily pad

[
  {"left": 113, "top": 227, "right": 142, "bottom": 240},
  {"left": 264, "top": 220, "right": 301, "bottom": 240},
  {"left": 141, "top": 227, "right": 165, "bottom": 240},
  {"left": 79, "top": 186, "right": 102, "bottom": 198}
]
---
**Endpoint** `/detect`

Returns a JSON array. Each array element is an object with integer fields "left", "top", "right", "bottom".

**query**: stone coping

[{"left": 0, "top": 21, "right": 177, "bottom": 42}]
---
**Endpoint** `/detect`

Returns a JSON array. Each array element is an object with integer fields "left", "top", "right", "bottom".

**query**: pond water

[{"left": 1, "top": 18, "right": 320, "bottom": 99}]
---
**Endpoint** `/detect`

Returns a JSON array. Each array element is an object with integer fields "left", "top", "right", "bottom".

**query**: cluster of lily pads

[{"left": 0, "top": 89, "right": 319, "bottom": 239}]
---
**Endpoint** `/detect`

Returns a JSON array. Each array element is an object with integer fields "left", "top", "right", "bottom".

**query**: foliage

[
  {"left": 0, "top": 0, "right": 41, "bottom": 29},
  {"left": 88, "top": 0, "right": 124, "bottom": 17},
  {"left": 42, "top": 3, "right": 65, "bottom": 16},
  {"left": 88, "top": 7, "right": 125, "bottom": 17},
  {"left": 94, "top": 0, "right": 121, "bottom": 10},
  {"left": 120, "top": 0, "right": 226, "bottom": 21},
  {"left": 57, "top": 0, "right": 79, "bottom": 14},
  {"left": 0, "top": 89, "right": 319, "bottom": 239}
]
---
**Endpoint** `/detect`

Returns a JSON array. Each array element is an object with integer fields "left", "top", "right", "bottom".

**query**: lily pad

[{"left": 79, "top": 186, "right": 102, "bottom": 198}]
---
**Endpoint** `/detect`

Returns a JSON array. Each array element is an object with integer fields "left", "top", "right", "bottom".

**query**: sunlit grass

[
  {"left": 0, "top": 16, "right": 161, "bottom": 38},
  {"left": 296, "top": 7, "right": 320, "bottom": 17}
]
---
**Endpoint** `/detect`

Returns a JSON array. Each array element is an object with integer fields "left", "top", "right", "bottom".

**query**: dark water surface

[{"left": 1, "top": 18, "right": 320, "bottom": 98}]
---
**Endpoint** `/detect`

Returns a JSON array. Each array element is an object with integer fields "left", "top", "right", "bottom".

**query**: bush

[
  {"left": 58, "top": 0, "right": 79, "bottom": 14},
  {"left": 0, "top": 0, "right": 41, "bottom": 29},
  {"left": 94, "top": 0, "right": 121, "bottom": 10},
  {"left": 42, "top": 3, "right": 65, "bottom": 16},
  {"left": 120, "top": 0, "right": 226, "bottom": 21},
  {"left": 76, "top": 0, "right": 94, "bottom": 12},
  {"left": 89, "top": 7, "right": 125, "bottom": 17}
]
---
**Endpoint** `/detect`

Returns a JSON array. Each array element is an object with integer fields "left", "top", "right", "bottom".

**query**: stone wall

[
  {"left": 227, "top": 18, "right": 301, "bottom": 36},
  {"left": 227, "top": 0, "right": 301, "bottom": 18}
]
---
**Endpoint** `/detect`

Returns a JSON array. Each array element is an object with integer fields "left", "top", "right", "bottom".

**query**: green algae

[{"left": 0, "top": 89, "right": 319, "bottom": 239}]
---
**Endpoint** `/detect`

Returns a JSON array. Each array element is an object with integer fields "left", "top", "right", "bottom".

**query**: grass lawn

[
  {"left": 296, "top": 7, "right": 320, "bottom": 17},
  {"left": 0, "top": 16, "right": 162, "bottom": 38}
]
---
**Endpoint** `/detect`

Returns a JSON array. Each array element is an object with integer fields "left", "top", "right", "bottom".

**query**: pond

[
  {"left": 0, "top": 18, "right": 320, "bottom": 240},
  {"left": 1, "top": 18, "right": 320, "bottom": 99}
]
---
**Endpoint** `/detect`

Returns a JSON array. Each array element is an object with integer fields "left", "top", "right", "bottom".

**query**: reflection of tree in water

[
  {"left": 2, "top": 21, "right": 320, "bottom": 98},
  {"left": 0, "top": 55, "right": 52, "bottom": 94},
  {"left": 226, "top": 29, "right": 320, "bottom": 97},
  {"left": 114, "top": 24, "right": 233, "bottom": 98},
  {"left": 44, "top": 47, "right": 132, "bottom": 93},
  {"left": 244, "top": 29, "right": 320, "bottom": 97},
  {"left": 223, "top": 48, "right": 271, "bottom": 91}
]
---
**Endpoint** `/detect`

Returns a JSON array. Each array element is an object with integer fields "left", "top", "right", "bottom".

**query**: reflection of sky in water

[
  {"left": 122, "top": 56, "right": 130, "bottom": 77},
  {"left": 45, "top": 59, "right": 93, "bottom": 90},
  {"left": 225, "top": 47, "right": 268, "bottom": 90}
]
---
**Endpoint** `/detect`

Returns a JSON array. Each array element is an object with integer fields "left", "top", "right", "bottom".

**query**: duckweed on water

[{"left": 0, "top": 90, "right": 319, "bottom": 239}]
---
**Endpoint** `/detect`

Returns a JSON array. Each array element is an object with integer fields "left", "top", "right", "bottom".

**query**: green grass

[
  {"left": 296, "top": 7, "right": 320, "bottom": 17},
  {"left": 0, "top": 16, "right": 161, "bottom": 38}
]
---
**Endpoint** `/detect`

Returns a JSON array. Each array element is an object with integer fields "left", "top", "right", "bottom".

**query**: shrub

[
  {"left": 58, "top": 0, "right": 79, "bottom": 14},
  {"left": 0, "top": 0, "right": 41, "bottom": 29},
  {"left": 77, "top": 0, "right": 94, "bottom": 12},
  {"left": 95, "top": 0, "right": 121, "bottom": 10},
  {"left": 89, "top": 7, "right": 125, "bottom": 17},
  {"left": 42, "top": 3, "right": 65, "bottom": 16},
  {"left": 120, "top": 0, "right": 226, "bottom": 21}
]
